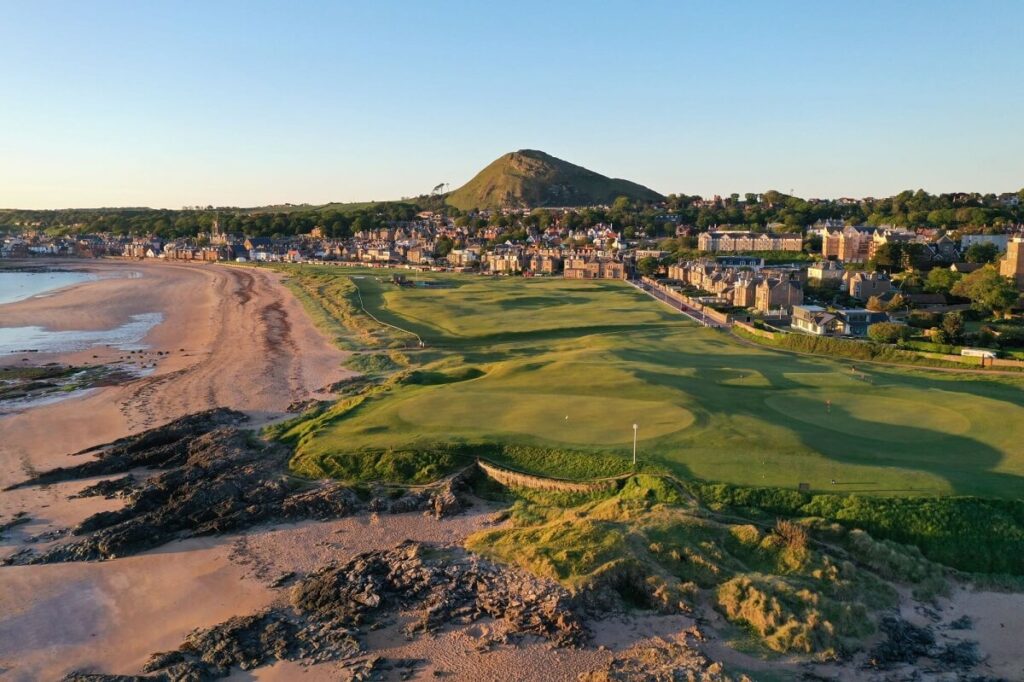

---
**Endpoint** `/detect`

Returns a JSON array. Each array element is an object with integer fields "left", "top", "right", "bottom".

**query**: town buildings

[
  {"left": 754, "top": 277, "right": 803, "bottom": 313},
  {"left": 791, "top": 305, "right": 889, "bottom": 337},
  {"left": 1000, "top": 238, "right": 1024, "bottom": 290},
  {"left": 806, "top": 260, "right": 845, "bottom": 287},
  {"left": 845, "top": 271, "right": 893, "bottom": 301},
  {"left": 698, "top": 230, "right": 802, "bottom": 253}
]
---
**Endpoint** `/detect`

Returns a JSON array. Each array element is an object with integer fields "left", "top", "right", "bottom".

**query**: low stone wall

[
  {"left": 733, "top": 320, "right": 777, "bottom": 339},
  {"left": 476, "top": 460, "right": 620, "bottom": 494},
  {"left": 641, "top": 277, "right": 733, "bottom": 325}
]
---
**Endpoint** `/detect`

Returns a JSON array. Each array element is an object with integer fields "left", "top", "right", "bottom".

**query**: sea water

[
  {"left": 0, "top": 312, "right": 164, "bottom": 354},
  {"left": 0, "top": 270, "right": 96, "bottom": 305}
]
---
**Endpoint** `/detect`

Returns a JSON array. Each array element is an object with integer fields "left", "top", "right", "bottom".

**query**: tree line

[{"left": 2, "top": 188, "right": 1021, "bottom": 239}]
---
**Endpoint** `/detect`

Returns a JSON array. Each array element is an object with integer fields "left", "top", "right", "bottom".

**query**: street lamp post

[{"left": 632, "top": 423, "right": 638, "bottom": 466}]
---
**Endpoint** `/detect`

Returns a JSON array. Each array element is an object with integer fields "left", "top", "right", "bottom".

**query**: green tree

[
  {"left": 868, "top": 322, "right": 910, "bottom": 344},
  {"left": 951, "top": 265, "right": 1020, "bottom": 317},
  {"left": 612, "top": 196, "right": 632, "bottom": 213},
  {"left": 873, "top": 243, "right": 903, "bottom": 272},
  {"left": 964, "top": 242, "right": 1000, "bottom": 264},
  {"left": 636, "top": 256, "right": 660, "bottom": 277},
  {"left": 434, "top": 236, "right": 454, "bottom": 258},
  {"left": 941, "top": 312, "right": 964, "bottom": 343},
  {"left": 925, "top": 268, "right": 961, "bottom": 295}
]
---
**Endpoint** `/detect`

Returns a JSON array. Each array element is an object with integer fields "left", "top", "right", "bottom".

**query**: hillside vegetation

[
  {"left": 467, "top": 476, "right": 949, "bottom": 657},
  {"left": 445, "top": 149, "right": 663, "bottom": 211}
]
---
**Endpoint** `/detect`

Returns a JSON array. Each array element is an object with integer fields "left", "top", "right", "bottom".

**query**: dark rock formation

[
  {"left": 71, "top": 542, "right": 584, "bottom": 680},
  {"left": 869, "top": 616, "right": 936, "bottom": 666},
  {"left": 579, "top": 629, "right": 747, "bottom": 682},
  {"left": 868, "top": 615, "right": 983, "bottom": 674},
  {"left": 7, "top": 408, "right": 249, "bottom": 490},
  {"left": 70, "top": 475, "right": 137, "bottom": 500},
  {"left": 292, "top": 541, "right": 583, "bottom": 645},
  {"left": 5, "top": 410, "right": 465, "bottom": 565},
  {"left": 0, "top": 511, "right": 30, "bottom": 538}
]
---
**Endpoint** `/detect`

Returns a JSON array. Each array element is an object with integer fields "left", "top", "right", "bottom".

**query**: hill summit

[{"left": 445, "top": 149, "right": 663, "bottom": 211}]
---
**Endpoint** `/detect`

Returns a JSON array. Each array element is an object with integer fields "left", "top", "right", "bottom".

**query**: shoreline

[{"left": 0, "top": 259, "right": 352, "bottom": 679}]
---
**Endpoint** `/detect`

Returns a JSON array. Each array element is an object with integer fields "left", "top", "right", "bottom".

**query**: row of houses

[
  {"left": 666, "top": 259, "right": 805, "bottom": 313},
  {"left": 819, "top": 225, "right": 964, "bottom": 263},
  {"left": 697, "top": 230, "right": 803, "bottom": 253}
]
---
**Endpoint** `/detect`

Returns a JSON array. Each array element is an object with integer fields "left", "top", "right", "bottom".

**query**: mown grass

[{"left": 275, "top": 265, "right": 1024, "bottom": 501}]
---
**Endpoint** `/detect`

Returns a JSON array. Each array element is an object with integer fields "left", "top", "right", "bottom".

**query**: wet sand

[{"left": 0, "top": 259, "right": 351, "bottom": 679}]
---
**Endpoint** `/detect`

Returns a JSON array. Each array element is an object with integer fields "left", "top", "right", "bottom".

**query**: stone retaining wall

[
  {"left": 733, "top": 320, "right": 777, "bottom": 339},
  {"left": 476, "top": 460, "right": 620, "bottom": 494}
]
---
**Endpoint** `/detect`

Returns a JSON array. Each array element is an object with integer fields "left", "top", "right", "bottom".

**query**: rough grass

[
  {"left": 694, "top": 481, "right": 1024, "bottom": 575},
  {"left": 732, "top": 325, "right": 999, "bottom": 370},
  {"left": 467, "top": 476, "right": 899, "bottom": 657},
  {"left": 344, "top": 351, "right": 405, "bottom": 376},
  {"left": 716, "top": 575, "right": 874, "bottom": 656},
  {"left": 276, "top": 265, "right": 1024, "bottom": 500}
]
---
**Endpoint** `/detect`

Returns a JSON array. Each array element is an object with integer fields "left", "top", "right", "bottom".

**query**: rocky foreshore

[
  {"left": 58, "top": 541, "right": 586, "bottom": 681},
  {"left": 4, "top": 408, "right": 467, "bottom": 565}
]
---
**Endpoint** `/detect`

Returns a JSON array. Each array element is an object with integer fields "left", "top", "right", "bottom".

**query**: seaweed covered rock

[{"left": 131, "top": 542, "right": 585, "bottom": 680}]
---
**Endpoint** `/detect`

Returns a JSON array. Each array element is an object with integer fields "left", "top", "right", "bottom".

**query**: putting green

[
  {"left": 395, "top": 390, "right": 695, "bottom": 445},
  {"left": 763, "top": 393, "right": 972, "bottom": 442}
]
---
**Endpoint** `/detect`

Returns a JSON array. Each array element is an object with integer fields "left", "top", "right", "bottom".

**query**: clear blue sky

[{"left": 2, "top": 1, "right": 1022, "bottom": 209}]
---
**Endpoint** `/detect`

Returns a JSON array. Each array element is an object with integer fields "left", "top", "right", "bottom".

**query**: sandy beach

[{"left": 0, "top": 259, "right": 352, "bottom": 679}]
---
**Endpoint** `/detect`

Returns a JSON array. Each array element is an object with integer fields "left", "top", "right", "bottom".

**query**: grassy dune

[
  {"left": 466, "top": 476, "right": 948, "bottom": 657},
  {"left": 281, "top": 266, "right": 1024, "bottom": 500}
]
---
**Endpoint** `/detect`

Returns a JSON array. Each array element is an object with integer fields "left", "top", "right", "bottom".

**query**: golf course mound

[
  {"left": 764, "top": 393, "right": 972, "bottom": 442},
  {"left": 395, "top": 390, "right": 695, "bottom": 445}
]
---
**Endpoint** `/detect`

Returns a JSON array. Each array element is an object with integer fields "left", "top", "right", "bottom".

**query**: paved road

[{"left": 628, "top": 279, "right": 729, "bottom": 329}]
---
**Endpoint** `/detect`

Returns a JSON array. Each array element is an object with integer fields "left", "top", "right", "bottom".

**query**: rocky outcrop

[
  {"left": 292, "top": 541, "right": 584, "bottom": 645},
  {"left": 5, "top": 410, "right": 465, "bottom": 565},
  {"left": 70, "top": 542, "right": 585, "bottom": 681},
  {"left": 579, "top": 630, "right": 749, "bottom": 682},
  {"left": 6, "top": 408, "right": 249, "bottom": 490},
  {"left": 867, "top": 616, "right": 983, "bottom": 674},
  {"left": 70, "top": 475, "right": 137, "bottom": 500}
]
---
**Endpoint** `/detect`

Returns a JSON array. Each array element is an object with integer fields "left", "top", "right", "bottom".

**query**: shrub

[
  {"left": 867, "top": 322, "right": 911, "bottom": 344},
  {"left": 907, "top": 311, "right": 941, "bottom": 329},
  {"left": 695, "top": 482, "right": 1024, "bottom": 575}
]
